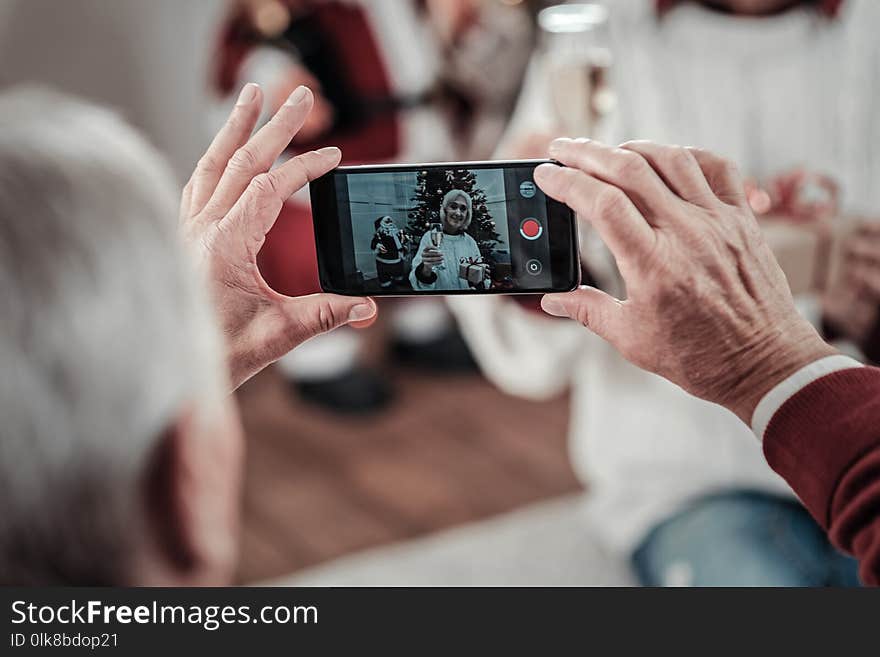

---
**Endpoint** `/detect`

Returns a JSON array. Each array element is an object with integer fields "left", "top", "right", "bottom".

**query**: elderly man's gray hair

[{"left": 0, "top": 88, "right": 224, "bottom": 584}]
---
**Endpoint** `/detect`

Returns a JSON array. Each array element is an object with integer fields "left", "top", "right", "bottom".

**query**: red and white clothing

[{"left": 757, "top": 359, "right": 880, "bottom": 585}]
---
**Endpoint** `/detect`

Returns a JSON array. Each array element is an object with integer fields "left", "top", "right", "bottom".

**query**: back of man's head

[{"left": 0, "top": 88, "right": 234, "bottom": 584}]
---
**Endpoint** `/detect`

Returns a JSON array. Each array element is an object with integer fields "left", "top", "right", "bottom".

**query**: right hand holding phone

[{"left": 535, "top": 138, "right": 834, "bottom": 424}]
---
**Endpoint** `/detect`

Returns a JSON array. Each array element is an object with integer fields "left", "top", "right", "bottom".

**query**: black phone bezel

[{"left": 309, "top": 159, "right": 580, "bottom": 296}]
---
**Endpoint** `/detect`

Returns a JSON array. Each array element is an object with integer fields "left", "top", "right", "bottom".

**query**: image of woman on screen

[{"left": 410, "top": 189, "right": 490, "bottom": 291}]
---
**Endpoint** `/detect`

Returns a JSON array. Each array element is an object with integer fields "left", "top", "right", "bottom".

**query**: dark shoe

[
  {"left": 391, "top": 327, "right": 479, "bottom": 374},
  {"left": 294, "top": 366, "right": 394, "bottom": 415}
]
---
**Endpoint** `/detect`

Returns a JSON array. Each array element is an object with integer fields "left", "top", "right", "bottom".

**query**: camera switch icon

[{"left": 526, "top": 259, "right": 543, "bottom": 275}]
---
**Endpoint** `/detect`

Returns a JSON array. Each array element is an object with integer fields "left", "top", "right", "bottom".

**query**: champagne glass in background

[
  {"left": 538, "top": 3, "right": 616, "bottom": 139},
  {"left": 430, "top": 223, "right": 446, "bottom": 270}
]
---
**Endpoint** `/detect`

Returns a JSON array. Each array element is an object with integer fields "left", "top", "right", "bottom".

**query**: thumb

[
  {"left": 280, "top": 293, "right": 377, "bottom": 345},
  {"left": 541, "top": 287, "right": 622, "bottom": 341}
]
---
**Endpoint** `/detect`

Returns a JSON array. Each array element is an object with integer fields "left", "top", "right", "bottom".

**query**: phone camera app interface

[{"left": 334, "top": 166, "right": 554, "bottom": 293}]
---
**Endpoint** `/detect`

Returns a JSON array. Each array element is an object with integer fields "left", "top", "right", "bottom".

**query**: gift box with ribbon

[{"left": 458, "top": 256, "right": 490, "bottom": 285}]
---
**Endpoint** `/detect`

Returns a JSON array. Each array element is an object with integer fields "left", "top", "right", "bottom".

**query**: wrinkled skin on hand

[
  {"left": 180, "top": 83, "right": 376, "bottom": 390},
  {"left": 536, "top": 138, "right": 835, "bottom": 423}
]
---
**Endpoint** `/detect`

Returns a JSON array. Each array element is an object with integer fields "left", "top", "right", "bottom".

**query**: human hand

[
  {"left": 180, "top": 83, "right": 377, "bottom": 390},
  {"left": 822, "top": 222, "right": 880, "bottom": 345},
  {"left": 420, "top": 247, "right": 445, "bottom": 272},
  {"left": 535, "top": 138, "right": 835, "bottom": 424},
  {"left": 844, "top": 222, "right": 880, "bottom": 301},
  {"left": 376, "top": 243, "right": 388, "bottom": 255}
]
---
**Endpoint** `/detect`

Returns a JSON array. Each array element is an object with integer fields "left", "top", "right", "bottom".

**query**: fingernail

[
  {"left": 285, "top": 85, "right": 310, "bottom": 106},
  {"left": 541, "top": 296, "right": 567, "bottom": 317},
  {"left": 317, "top": 146, "right": 341, "bottom": 159},
  {"left": 348, "top": 303, "right": 375, "bottom": 322},
  {"left": 236, "top": 82, "right": 258, "bottom": 106},
  {"left": 534, "top": 163, "right": 558, "bottom": 181}
]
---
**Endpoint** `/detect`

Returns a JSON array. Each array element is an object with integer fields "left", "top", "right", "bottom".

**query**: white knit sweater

[{"left": 451, "top": 0, "right": 880, "bottom": 553}]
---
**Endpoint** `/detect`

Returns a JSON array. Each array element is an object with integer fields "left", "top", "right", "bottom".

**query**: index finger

[
  {"left": 548, "top": 138, "right": 677, "bottom": 220},
  {"left": 534, "top": 163, "right": 655, "bottom": 263},
  {"left": 188, "top": 83, "right": 263, "bottom": 217},
  {"left": 205, "top": 86, "right": 315, "bottom": 216}
]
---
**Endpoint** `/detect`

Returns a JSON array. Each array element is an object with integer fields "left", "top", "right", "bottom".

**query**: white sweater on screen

[{"left": 451, "top": 0, "right": 880, "bottom": 553}]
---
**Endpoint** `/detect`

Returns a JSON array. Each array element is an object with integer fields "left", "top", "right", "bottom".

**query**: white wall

[{"left": 0, "top": 0, "right": 227, "bottom": 180}]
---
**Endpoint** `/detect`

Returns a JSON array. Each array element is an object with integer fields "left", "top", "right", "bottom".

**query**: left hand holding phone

[{"left": 180, "top": 83, "right": 377, "bottom": 390}]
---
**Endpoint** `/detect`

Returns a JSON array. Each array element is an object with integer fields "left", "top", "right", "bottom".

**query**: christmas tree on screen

[{"left": 407, "top": 168, "right": 502, "bottom": 262}]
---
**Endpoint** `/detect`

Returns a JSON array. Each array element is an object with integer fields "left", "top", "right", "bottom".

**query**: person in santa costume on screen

[
  {"left": 212, "top": 0, "right": 531, "bottom": 412},
  {"left": 371, "top": 216, "right": 410, "bottom": 290},
  {"left": 450, "top": 0, "right": 880, "bottom": 586}
]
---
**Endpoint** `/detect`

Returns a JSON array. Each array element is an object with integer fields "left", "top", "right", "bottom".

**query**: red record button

[{"left": 520, "top": 218, "right": 543, "bottom": 240}]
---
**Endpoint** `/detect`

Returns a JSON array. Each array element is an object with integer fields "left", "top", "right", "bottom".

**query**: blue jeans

[{"left": 632, "top": 491, "right": 860, "bottom": 587}]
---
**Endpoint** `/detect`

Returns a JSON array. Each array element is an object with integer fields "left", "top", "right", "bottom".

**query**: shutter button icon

[{"left": 520, "top": 218, "right": 543, "bottom": 240}]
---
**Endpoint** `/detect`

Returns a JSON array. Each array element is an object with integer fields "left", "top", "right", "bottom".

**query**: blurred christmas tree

[{"left": 407, "top": 169, "right": 502, "bottom": 262}]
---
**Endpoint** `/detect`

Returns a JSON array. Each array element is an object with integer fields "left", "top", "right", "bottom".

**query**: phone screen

[{"left": 309, "top": 160, "right": 580, "bottom": 296}]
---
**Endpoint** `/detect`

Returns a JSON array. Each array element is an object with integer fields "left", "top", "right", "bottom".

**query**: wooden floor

[{"left": 234, "top": 354, "right": 580, "bottom": 584}]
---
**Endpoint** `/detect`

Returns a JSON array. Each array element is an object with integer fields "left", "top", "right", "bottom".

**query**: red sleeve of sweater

[{"left": 763, "top": 367, "right": 880, "bottom": 586}]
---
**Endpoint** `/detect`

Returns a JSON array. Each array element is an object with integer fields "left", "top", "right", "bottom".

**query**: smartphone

[{"left": 309, "top": 160, "right": 580, "bottom": 296}]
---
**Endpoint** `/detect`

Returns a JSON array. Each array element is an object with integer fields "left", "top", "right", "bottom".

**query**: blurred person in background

[
  {"left": 213, "top": 0, "right": 532, "bottom": 413},
  {"left": 451, "top": 0, "right": 880, "bottom": 585},
  {"left": 0, "top": 84, "right": 373, "bottom": 584}
]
